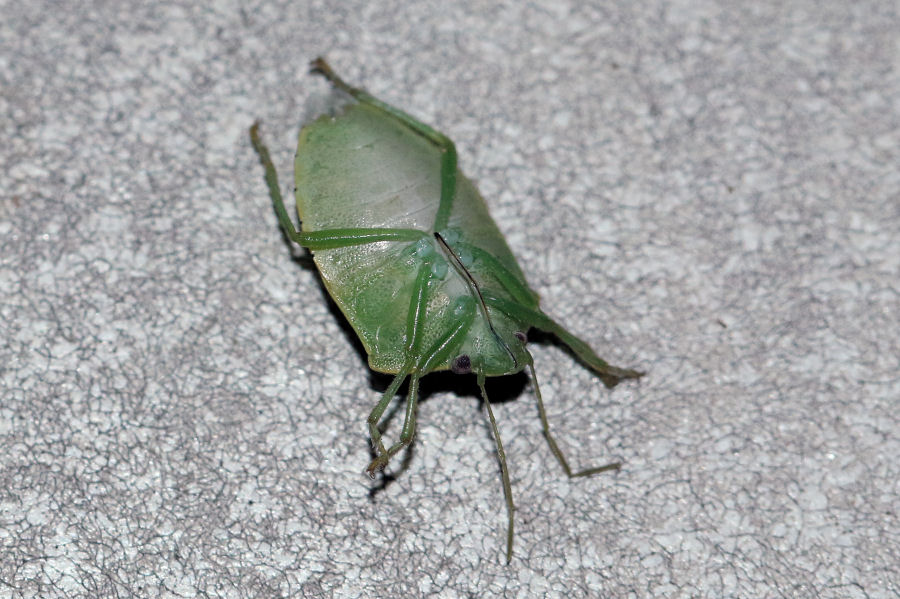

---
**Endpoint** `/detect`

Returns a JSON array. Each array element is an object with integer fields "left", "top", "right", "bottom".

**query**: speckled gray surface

[{"left": 2, "top": 1, "right": 898, "bottom": 598}]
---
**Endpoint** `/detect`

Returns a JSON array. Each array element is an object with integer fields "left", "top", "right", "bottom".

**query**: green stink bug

[{"left": 250, "top": 58, "right": 643, "bottom": 562}]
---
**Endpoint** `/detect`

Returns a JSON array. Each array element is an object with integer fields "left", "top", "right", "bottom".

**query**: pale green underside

[{"left": 295, "top": 103, "right": 540, "bottom": 374}]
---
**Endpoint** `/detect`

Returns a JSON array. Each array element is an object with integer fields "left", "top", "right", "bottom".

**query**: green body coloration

[
  {"left": 250, "top": 58, "right": 643, "bottom": 563},
  {"left": 296, "top": 101, "right": 536, "bottom": 376}
]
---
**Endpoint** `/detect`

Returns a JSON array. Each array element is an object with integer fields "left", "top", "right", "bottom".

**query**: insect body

[{"left": 250, "top": 58, "right": 643, "bottom": 562}]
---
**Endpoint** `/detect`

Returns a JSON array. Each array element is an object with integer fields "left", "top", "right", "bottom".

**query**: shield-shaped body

[{"left": 250, "top": 58, "right": 642, "bottom": 562}]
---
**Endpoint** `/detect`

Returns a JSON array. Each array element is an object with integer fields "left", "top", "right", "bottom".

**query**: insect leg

[
  {"left": 251, "top": 122, "right": 426, "bottom": 249},
  {"left": 365, "top": 261, "right": 433, "bottom": 475},
  {"left": 250, "top": 120, "right": 307, "bottom": 240},
  {"left": 482, "top": 293, "right": 644, "bottom": 388},
  {"left": 365, "top": 366, "right": 413, "bottom": 476},
  {"left": 477, "top": 372, "right": 516, "bottom": 563},
  {"left": 366, "top": 298, "right": 477, "bottom": 474},
  {"left": 309, "top": 58, "right": 458, "bottom": 231},
  {"left": 457, "top": 242, "right": 540, "bottom": 306},
  {"left": 293, "top": 228, "right": 426, "bottom": 249},
  {"left": 404, "top": 262, "right": 432, "bottom": 353},
  {"left": 526, "top": 357, "right": 621, "bottom": 478},
  {"left": 366, "top": 373, "right": 421, "bottom": 476}
]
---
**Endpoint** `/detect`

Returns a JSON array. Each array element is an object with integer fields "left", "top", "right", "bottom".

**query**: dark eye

[
  {"left": 451, "top": 354, "right": 472, "bottom": 374},
  {"left": 514, "top": 331, "right": 527, "bottom": 344}
]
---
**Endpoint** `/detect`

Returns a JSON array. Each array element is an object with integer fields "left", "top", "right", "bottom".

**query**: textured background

[{"left": 2, "top": 1, "right": 898, "bottom": 597}]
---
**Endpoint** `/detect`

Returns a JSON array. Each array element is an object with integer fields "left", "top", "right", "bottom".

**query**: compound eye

[
  {"left": 514, "top": 331, "right": 527, "bottom": 344},
  {"left": 451, "top": 354, "right": 472, "bottom": 374}
]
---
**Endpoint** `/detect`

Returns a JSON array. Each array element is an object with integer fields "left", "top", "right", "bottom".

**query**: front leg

[
  {"left": 365, "top": 295, "right": 477, "bottom": 476},
  {"left": 251, "top": 121, "right": 426, "bottom": 249}
]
